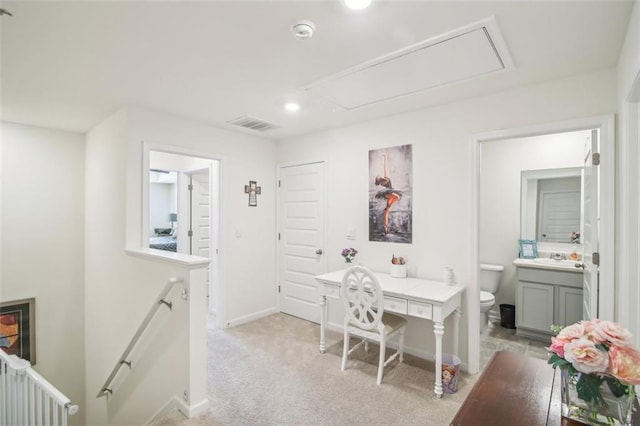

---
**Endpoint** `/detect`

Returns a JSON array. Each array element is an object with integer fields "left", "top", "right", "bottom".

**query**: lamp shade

[{"left": 168, "top": 213, "right": 177, "bottom": 222}]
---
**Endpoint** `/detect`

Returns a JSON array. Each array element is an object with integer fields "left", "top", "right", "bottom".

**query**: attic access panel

[{"left": 303, "top": 19, "right": 512, "bottom": 110}]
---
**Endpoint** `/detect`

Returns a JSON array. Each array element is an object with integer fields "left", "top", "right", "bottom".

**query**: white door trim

[
  {"left": 276, "top": 160, "right": 327, "bottom": 315},
  {"left": 469, "top": 114, "right": 615, "bottom": 374},
  {"left": 142, "top": 141, "right": 225, "bottom": 328},
  {"left": 619, "top": 69, "right": 640, "bottom": 345}
]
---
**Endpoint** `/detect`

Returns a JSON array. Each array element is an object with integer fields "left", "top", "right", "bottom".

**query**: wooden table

[{"left": 451, "top": 351, "right": 639, "bottom": 425}]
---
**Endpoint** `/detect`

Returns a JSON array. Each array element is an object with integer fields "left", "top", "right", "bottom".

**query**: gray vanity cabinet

[
  {"left": 515, "top": 267, "right": 583, "bottom": 342},
  {"left": 557, "top": 285, "right": 583, "bottom": 327}
]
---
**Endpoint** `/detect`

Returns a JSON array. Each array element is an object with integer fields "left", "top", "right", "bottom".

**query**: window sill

[{"left": 125, "top": 248, "right": 210, "bottom": 269}]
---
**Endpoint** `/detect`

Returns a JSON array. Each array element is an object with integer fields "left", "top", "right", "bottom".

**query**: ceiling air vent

[{"left": 227, "top": 115, "right": 279, "bottom": 132}]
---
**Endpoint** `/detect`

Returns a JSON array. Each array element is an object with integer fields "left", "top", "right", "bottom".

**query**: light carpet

[{"left": 154, "top": 313, "right": 477, "bottom": 425}]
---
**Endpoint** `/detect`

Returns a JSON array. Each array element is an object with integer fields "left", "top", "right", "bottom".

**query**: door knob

[{"left": 316, "top": 249, "right": 323, "bottom": 255}]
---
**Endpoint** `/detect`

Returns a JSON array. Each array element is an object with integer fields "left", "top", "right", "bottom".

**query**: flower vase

[{"left": 561, "top": 369, "right": 635, "bottom": 425}]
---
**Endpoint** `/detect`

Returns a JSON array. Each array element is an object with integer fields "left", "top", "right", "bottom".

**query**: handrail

[
  {"left": 27, "top": 368, "right": 80, "bottom": 415},
  {"left": 0, "top": 350, "right": 79, "bottom": 422},
  {"left": 96, "top": 277, "right": 183, "bottom": 398}
]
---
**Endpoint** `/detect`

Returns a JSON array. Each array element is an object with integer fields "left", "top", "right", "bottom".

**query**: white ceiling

[{"left": 0, "top": 1, "right": 634, "bottom": 140}]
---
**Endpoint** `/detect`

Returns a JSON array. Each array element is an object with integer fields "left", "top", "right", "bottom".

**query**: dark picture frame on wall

[{"left": 0, "top": 298, "right": 36, "bottom": 364}]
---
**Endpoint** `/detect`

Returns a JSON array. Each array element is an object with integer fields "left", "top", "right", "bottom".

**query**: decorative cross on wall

[{"left": 244, "top": 181, "right": 261, "bottom": 207}]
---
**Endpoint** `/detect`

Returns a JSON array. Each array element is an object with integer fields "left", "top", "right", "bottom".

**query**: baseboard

[
  {"left": 145, "top": 395, "right": 209, "bottom": 425},
  {"left": 176, "top": 397, "right": 209, "bottom": 418},
  {"left": 225, "top": 307, "right": 279, "bottom": 328},
  {"left": 145, "top": 397, "right": 181, "bottom": 425}
]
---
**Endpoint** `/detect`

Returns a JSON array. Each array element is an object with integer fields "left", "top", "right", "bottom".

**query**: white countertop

[{"left": 512, "top": 257, "right": 583, "bottom": 273}]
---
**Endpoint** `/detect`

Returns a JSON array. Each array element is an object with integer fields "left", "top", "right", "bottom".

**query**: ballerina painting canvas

[{"left": 369, "top": 145, "right": 412, "bottom": 243}]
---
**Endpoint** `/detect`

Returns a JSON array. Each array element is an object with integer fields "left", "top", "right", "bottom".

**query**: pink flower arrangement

[
  {"left": 548, "top": 319, "right": 639, "bottom": 412},
  {"left": 549, "top": 319, "right": 640, "bottom": 384}
]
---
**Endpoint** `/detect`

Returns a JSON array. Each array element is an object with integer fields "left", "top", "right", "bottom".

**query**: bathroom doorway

[{"left": 469, "top": 115, "right": 615, "bottom": 374}]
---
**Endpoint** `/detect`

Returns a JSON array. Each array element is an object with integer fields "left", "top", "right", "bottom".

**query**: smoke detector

[{"left": 291, "top": 20, "right": 315, "bottom": 40}]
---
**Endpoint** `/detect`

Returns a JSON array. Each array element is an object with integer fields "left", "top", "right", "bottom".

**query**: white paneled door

[
  {"left": 189, "top": 169, "right": 212, "bottom": 306},
  {"left": 278, "top": 162, "right": 326, "bottom": 323},
  {"left": 189, "top": 170, "right": 210, "bottom": 257},
  {"left": 582, "top": 129, "right": 599, "bottom": 320}
]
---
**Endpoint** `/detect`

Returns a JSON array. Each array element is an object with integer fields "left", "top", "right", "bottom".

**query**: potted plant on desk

[{"left": 341, "top": 248, "right": 358, "bottom": 264}]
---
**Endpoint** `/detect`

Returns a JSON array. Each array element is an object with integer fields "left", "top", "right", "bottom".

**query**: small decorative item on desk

[
  {"left": 443, "top": 267, "right": 456, "bottom": 285},
  {"left": 341, "top": 247, "right": 358, "bottom": 264},
  {"left": 548, "top": 319, "right": 639, "bottom": 425},
  {"left": 390, "top": 254, "right": 406, "bottom": 278}
]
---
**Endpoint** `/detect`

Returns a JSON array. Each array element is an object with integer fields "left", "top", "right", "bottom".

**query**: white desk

[{"left": 314, "top": 269, "right": 464, "bottom": 398}]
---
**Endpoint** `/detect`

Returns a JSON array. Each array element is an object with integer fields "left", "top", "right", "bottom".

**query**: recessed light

[
  {"left": 284, "top": 102, "right": 301, "bottom": 112},
  {"left": 344, "top": 0, "right": 372, "bottom": 10}
]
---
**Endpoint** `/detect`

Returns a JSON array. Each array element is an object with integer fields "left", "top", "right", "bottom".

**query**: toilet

[{"left": 480, "top": 263, "right": 504, "bottom": 331}]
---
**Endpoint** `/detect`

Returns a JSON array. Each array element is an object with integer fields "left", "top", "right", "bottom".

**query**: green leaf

[
  {"left": 604, "top": 376, "right": 628, "bottom": 398},
  {"left": 576, "top": 373, "right": 606, "bottom": 408},
  {"left": 547, "top": 354, "right": 570, "bottom": 369},
  {"left": 550, "top": 324, "right": 565, "bottom": 334}
]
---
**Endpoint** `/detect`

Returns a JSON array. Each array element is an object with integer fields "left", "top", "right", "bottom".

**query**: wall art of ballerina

[{"left": 368, "top": 144, "right": 412, "bottom": 243}]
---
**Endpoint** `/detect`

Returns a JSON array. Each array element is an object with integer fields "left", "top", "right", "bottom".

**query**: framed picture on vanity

[
  {"left": 518, "top": 239, "right": 538, "bottom": 259},
  {"left": 0, "top": 297, "right": 36, "bottom": 364}
]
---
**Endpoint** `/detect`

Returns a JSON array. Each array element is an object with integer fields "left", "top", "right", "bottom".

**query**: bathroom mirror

[{"left": 520, "top": 167, "right": 583, "bottom": 244}]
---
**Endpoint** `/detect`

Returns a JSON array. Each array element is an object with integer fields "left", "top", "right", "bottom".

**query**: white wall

[
  {"left": 149, "top": 182, "right": 175, "bottom": 231},
  {"left": 85, "top": 107, "right": 277, "bottom": 424},
  {"left": 616, "top": 0, "right": 640, "bottom": 345},
  {"left": 276, "top": 68, "right": 617, "bottom": 365},
  {"left": 1, "top": 121, "right": 86, "bottom": 425},
  {"left": 125, "top": 107, "right": 278, "bottom": 323},
  {"left": 479, "top": 131, "right": 586, "bottom": 311}
]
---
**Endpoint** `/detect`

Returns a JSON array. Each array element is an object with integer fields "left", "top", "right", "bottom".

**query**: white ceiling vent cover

[
  {"left": 227, "top": 115, "right": 279, "bottom": 132},
  {"left": 302, "top": 16, "right": 514, "bottom": 110}
]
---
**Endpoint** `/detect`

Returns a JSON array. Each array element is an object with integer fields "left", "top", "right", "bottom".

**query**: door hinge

[
  {"left": 278, "top": 285, "right": 281, "bottom": 293},
  {"left": 278, "top": 232, "right": 281, "bottom": 240},
  {"left": 278, "top": 180, "right": 281, "bottom": 188},
  {"left": 188, "top": 184, "right": 193, "bottom": 191},
  {"left": 188, "top": 230, "right": 193, "bottom": 237},
  {"left": 592, "top": 252, "right": 600, "bottom": 266},
  {"left": 592, "top": 152, "right": 600, "bottom": 166}
]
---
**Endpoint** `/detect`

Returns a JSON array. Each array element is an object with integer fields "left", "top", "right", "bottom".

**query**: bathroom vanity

[{"left": 512, "top": 258, "right": 583, "bottom": 342}]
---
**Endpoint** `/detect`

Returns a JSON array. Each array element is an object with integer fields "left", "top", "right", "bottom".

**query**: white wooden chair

[{"left": 340, "top": 265, "right": 407, "bottom": 385}]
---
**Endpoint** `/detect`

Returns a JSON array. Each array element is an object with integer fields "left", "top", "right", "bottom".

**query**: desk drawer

[
  {"left": 384, "top": 296, "right": 407, "bottom": 314},
  {"left": 324, "top": 285, "right": 340, "bottom": 300},
  {"left": 408, "top": 301, "right": 433, "bottom": 319}
]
